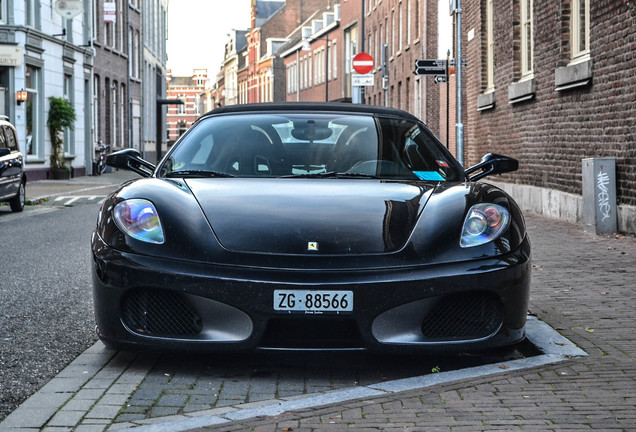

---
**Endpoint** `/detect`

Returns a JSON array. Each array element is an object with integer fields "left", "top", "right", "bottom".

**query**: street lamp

[{"left": 302, "top": 35, "right": 330, "bottom": 102}]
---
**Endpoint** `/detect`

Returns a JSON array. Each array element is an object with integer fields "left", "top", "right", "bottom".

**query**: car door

[{"left": 0, "top": 125, "right": 21, "bottom": 200}]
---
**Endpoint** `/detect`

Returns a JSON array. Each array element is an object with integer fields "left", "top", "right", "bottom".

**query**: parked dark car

[
  {"left": 0, "top": 117, "right": 26, "bottom": 212},
  {"left": 92, "top": 103, "right": 530, "bottom": 353}
]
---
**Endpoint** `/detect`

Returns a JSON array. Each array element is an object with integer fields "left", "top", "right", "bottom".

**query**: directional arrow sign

[
  {"left": 414, "top": 59, "right": 447, "bottom": 75},
  {"left": 434, "top": 75, "right": 448, "bottom": 84}
]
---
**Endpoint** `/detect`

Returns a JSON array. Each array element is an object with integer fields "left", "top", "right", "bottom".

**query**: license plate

[{"left": 274, "top": 290, "right": 353, "bottom": 314}]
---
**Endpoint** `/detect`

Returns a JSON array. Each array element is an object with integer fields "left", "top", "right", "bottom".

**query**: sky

[{"left": 166, "top": 0, "right": 252, "bottom": 77}]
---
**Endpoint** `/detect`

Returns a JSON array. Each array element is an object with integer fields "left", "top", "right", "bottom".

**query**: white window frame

[
  {"left": 178, "top": 94, "right": 186, "bottom": 114},
  {"left": 332, "top": 42, "right": 337, "bottom": 79},
  {"left": 520, "top": 0, "right": 533, "bottom": 78},
  {"left": 398, "top": 1, "right": 403, "bottom": 52},
  {"left": 485, "top": 0, "right": 495, "bottom": 92},
  {"left": 120, "top": 85, "right": 126, "bottom": 146},
  {"left": 117, "top": 0, "right": 123, "bottom": 51},
  {"left": 93, "top": 75, "right": 99, "bottom": 146},
  {"left": 407, "top": 0, "right": 411, "bottom": 46},
  {"left": 308, "top": 53, "right": 313, "bottom": 88},
  {"left": 25, "top": 65, "right": 40, "bottom": 158},
  {"left": 63, "top": 75, "right": 74, "bottom": 155},
  {"left": 111, "top": 83, "right": 117, "bottom": 147},
  {"left": 571, "top": 0, "right": 590, "bottom": 61},
  {"left": 391, "top": 9, "right": 395, "bottom": 56}
]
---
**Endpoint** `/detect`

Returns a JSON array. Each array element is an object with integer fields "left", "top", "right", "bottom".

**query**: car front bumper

[{"left": 92, "top": 234, "right": 531, "bottom": 353}]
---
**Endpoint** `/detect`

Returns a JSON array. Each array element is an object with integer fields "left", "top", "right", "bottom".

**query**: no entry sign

[{"left": 352, "top": 52, "right": 374, "bottom": 74}]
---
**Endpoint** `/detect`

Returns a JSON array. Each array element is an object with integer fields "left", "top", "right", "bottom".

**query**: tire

[{"left": 9, "top": 180, "right": 25, "bottom": 212}]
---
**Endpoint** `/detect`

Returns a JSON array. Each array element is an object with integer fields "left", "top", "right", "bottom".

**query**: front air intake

[
  {"left": 421, "top": 292, "right": 502, "bottom": 341},
  {"left": 122, "top": 289, "right": 202, "bottom": 337}
]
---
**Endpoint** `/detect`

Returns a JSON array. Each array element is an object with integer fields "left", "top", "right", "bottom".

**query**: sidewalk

[
  {"left": 3, "top": 173, "right": 636, "bottom": 431},
  {"left": 202, "top": 217, "right": 635, "bottom": 431}
]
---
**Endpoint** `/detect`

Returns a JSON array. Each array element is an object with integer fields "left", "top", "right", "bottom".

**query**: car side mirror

[
  {"left": 464, "top": 153, "right": 518, "bottom": 182},
  {"left": 0, "top": 148, "right": 10, "bottom": 157},
  {"left": 106, "top": 149, "right": 155, "bottom": 178}
]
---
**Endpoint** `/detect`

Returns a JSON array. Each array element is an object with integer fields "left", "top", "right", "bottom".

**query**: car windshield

[{"left": 159, "top": 112, "right": 462, "bottom": 182}]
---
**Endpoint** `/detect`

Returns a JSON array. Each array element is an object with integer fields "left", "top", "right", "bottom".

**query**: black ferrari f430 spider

[{"left": 92, "top": 103, "right": 530, "bottom": 353}]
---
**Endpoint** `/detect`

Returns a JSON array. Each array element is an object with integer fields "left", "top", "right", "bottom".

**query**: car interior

[{"left": 161, "top": 113, "right": 460, "bottom": 182}]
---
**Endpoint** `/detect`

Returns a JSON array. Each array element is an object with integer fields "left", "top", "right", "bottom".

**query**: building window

[
  {"left": 398, "top": 2, "right": 403, "bottom": 52},
  {"left": 134, "top": 31, "right": 141, "bottom": 78},
  {"left": 92, "top": 0, "right": 98, "bottom": 41},
  {"left": 391, "top": 9, "right": 395, "bottom": 56},
  {"left": 25, "top": 65, "right": 40, "bottom": 157},
  {"left": 63, "top": 75, "right": 74, "bottom": 155},
  {"left": 105, "top": 1, "right": 116, "bottom": 47},
  {"left": 25, "top": 0, "right": 38, "bottom": 28},
  {"left": 128, "top": 27, "right": 132, "bottom": 74},
  {"left": 407, "top": 0, "right": 411, "bottom": 46},
  {"left": 314, "top": 50, "right": 320, "bottom": 84},
  {"left": 111, "top": 83, "right": 118, "bottom": 147},
  {"left": 120, "top": 85, "right": 126, "bottom": 147},
  {"left": 0, "top": 0, "right": 6, "bottom": 23},
  {"left": 178, "top": 121, "right": 187, "bottom": 137},
  {"left": 571, "top": 0, "right": 590, "bottom": 60},
  {"left": 308, "top": 54, "right": 312, "bottom": 88},
  {"left": 414, "top": 78, "right": 421, "bottom": 119},
  {"left": 485, "top": 0, "right": 495, "bottom": 91},
  {"left": 379, "top": 23, "right": 383, "bottom": 62},
  {"left": 344, "top": 26, "right": 358, "bottom": 98},
  {"left": 520, "top": 0, "right": 533, "bottom": 77},
  {"left": 332, "top": 42, "right": 337, "bottom": 79},
  {"left": 93, "top": 75, "right": 100, "bottom": 146},
  {"left": 178, "top": 94, "right": 186, "bottom": 114},
  {"left": 118, "top": 0, "right": 124, "bottom": 51}
]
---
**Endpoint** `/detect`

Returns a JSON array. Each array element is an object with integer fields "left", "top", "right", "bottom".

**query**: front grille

[
  {"left": 421, "top": 293, "right": 502, "bottom": 341},
  {"left": 260, "top": 318, "right": 363, "bottom": 349},
  {"left": 122, "top": 289, "right": 202, "bottom": 337}
]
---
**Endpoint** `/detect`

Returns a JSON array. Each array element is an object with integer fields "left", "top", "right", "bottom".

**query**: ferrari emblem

[{"left": 307, "top": 242, "right": 319, "bottom": 251}]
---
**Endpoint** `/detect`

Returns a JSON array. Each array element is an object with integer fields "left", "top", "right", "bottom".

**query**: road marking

[{"left": 53, "top": 196, "right": 106, "bottom": 206}]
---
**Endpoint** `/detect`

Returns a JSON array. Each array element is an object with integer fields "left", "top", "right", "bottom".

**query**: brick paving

[{"left": 190, "top": 215, "right": 636, "bottom": 431}]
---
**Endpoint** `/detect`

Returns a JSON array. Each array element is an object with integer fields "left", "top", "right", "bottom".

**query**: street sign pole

[
  {"left": 446, "top": 50, "right": 450, "bottom": 149},
  {"left": 382, "top": 44, "right": 389, "bottom": 107},
  {"left": 455, "top": 0, "right": 464, "bottom": 166}
]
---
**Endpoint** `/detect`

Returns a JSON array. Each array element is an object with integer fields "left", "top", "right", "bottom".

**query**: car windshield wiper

[
  {"left": 164, "top": 169, "right": 235, "bottom": 178},
  {"left": 280, "top": 171, "right": 382, "bottom": 179},
  {"left": 280, "top": 171, "right": 339, "bottom": 178},
  {"left": 333, "top": 172, "right": 381, "bottom": 179}
]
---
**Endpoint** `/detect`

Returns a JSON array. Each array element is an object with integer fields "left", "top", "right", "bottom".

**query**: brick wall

[
  {"left": 463, "top": 0, "right": 636, "bottom": 207},
  {"left": 362, "top": 0, "right": 441, "bottom": 136}
]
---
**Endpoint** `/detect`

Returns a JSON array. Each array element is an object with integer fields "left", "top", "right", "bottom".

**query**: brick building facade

[
  {"left": 280, "top": 4, "right": 342, "bottom": 102},
  {"left": 166, "top": 69, "right": 206, "bottom": 144},
  {"left": 241, "top": 0, "right": 329, "bottom": 104},
  {"left": 362, "top": 0, "right": 441, "bottom": 137},
  {"left": 93, "top": 0, "right": 143, "bottom": 163},
  {"left": 463, "top": 0, "right": 635, "bottom": 232}
]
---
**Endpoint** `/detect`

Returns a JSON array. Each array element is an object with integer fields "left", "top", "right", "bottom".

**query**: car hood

[{"left": 186, "top": 178, "right": 434, "bottom": 255}]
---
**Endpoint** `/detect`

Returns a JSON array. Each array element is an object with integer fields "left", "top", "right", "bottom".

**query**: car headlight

[
  {"left": 113, "top": 199, "right": 165, "bottom": 244},
  {"left": 460, "top": 203, "right": 510, "bottom": 248}
]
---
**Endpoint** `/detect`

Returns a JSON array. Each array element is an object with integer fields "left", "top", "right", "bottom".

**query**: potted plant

[{"left": 47, "top": 96, "right": 76, "bottom": 179}]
